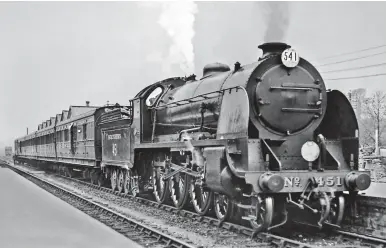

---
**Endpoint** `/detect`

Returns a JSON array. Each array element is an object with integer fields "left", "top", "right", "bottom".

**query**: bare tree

[
  {"left": 362, "top": 90, "right": 386, "bottom": 148},
  {"left": 358, "top": 118, "right": 376, "bottom": 147},
  {"left": 349, "top": 88, "right": 373, "bottom": 147}
]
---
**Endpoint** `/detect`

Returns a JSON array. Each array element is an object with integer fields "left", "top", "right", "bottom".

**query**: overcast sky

[{"left": 1, "top": 1, "right": 386, "bottom": 152}]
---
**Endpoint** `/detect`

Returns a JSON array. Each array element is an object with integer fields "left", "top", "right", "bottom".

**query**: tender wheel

[
  {"left": 123, "top": 169, "right": 131, "bottom": 195},
  {"left": 190, "top": 178, "right": 213, "bottom": 215},
  {"left": 82, "top": 170, "right": 89, "bottom": 180},
  {"left": 123, "top": 169, "right": 139, "bottom": 197},
  {"left": 90, "top": 171, "right": 97, "bottom": 185},
  {"left": 117, "top": 170, "right": 125, "bottom": 193},
  {"left": 248, "top": 196, "right": 274, "bottom": 232},
  {"left": 326, "top": 195, "right": 345, "bottom": 227},
  {"left": 130, "top": 170, "right": 139, "bottom": 197},
  {"left": 97, "top": 173, "right": 104, "bottom": 187},
  {"left": 153, "top": 167, "right": 170, "bottom": 203},
  {"left": 66, "top": 168, "right": 73, "bottom": 178},
  {"left": 214, "top": 193, "right": 234, "bottom": 222},
  {"left": 110, "top": 169, "right": 118, "bottom": 191},
  {"left": 169, "top": 173, "right": 190, "bottom": 209}
]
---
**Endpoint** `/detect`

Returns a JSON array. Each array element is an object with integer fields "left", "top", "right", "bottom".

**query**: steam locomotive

[{"left": 14, "top": 42, "right": 371, "bottom": 232}]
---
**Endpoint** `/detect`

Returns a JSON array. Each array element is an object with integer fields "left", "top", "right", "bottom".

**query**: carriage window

[
  {"left": 71, "top": 125, "right": 78, "bottom": 142},
  {"left": 146, "top": 87, "right": 163, "bottom": 107},
  {"left": 64, "top": 129, "right": 69, "bottom": 141},
  {"left": 56, "top": 131, "right": 61, "bottom": 142},
  {"left": 83, "top": 123, "right": 87, "bottom": 140}
]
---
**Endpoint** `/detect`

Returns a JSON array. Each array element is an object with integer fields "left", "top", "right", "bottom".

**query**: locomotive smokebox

[{"left": 258, "top": 42, "right": 291, "bottom": 59}]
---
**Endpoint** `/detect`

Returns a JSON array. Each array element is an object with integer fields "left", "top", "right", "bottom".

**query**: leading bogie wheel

[
  {"left": 248, "top": 196, "right": 274, "bottom": 232},
  {"left": 214, "top": 193, "right": 234, "bottom": 222},
  {"left": 326, "top": 195, "right": 345, "bottom": 227}
]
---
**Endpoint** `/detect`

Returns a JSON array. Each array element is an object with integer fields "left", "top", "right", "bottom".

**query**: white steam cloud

[
  {"left": 261, "top": 2, "right": 291, "bottom": 42},
  {"left": 158, "top": 1, "right": 198, "bottom": 76}
]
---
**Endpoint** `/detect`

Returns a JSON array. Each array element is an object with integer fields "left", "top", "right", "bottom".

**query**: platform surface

[{"left": 0, "top": 167, "right": 142, "bottom": 248}]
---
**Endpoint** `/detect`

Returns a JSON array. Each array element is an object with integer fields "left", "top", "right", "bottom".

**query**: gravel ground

[{"left": 272, "top": 224, "right": 374, "bottom": 247}]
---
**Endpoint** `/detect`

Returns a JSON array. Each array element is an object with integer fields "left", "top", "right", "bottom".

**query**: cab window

[{"left": 146, "top": 87, "right": 163, "bottom": 107}]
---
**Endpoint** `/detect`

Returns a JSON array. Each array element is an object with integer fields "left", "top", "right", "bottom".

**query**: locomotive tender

[{"left": 14, "top": 42, "right": 371, "bottom": 232}]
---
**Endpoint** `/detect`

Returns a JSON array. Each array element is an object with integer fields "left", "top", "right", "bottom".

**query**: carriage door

[{"left": 70, "top": 124, "right": 77, "bottom": 155}]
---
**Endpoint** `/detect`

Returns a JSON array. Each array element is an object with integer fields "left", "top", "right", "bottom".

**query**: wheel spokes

[
  {"left": 327, "top": 195, "right": 345, "bottom": 227},
  {"left": 123, "top": 170, "right": 131, "bottom": 195},
  {"left": 131, "top": 172, "right": 139, "bottom": 197},
  {"left": 190, "top": 179, "right": 213, "bottom": 215},
  {"left": 214, "top": 193, "right": 233, "bottom": 221},
  {"left": 169, "top": 173, "right": 189, "bottom": 209},
  {"left": 317, "top": 192, "right": 331, "bottom": 227},
  {"left": 248, "top": 196, "right": 274, "bottom": 232},
  {"left": 110, "top": 169, "right": 117, "bottom": 191},
  {"left": 153, "top": 167, "right": 169, "bottom": 203},
  {"left": 117, "top": 170, "right": 124, "bottom": 193}
]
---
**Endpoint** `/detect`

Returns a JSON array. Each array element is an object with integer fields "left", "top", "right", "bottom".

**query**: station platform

[{"left": 0, "top": 166, "right": 142, "bottom": 248}]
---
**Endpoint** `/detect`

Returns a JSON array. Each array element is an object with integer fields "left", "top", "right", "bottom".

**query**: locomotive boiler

[{"left": 14, "top": 42, "right": 371, "bottom": 233}]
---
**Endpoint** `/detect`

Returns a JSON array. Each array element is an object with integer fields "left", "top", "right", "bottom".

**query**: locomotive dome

[{"left": 202, "top": 62, "right": 230, "bottom": 77}]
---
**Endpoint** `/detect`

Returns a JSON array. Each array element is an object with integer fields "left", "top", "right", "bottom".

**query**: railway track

[
  {"left": 56, "top": 172, "right": 386, "bottom": 248},
  {"left": 4, "top": 161, "right": 386, "bottom": 248}
]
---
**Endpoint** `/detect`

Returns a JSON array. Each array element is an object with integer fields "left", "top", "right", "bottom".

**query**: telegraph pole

[{"left": 375, "top": 129, "right": 379, "bottom": 155}]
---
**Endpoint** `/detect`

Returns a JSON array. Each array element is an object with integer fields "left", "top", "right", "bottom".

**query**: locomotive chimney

[
  {"left": 86, "top": 101, "right": 90, "bottom": 107},
  {"left": 258, "top": 42, "right": 291, "bottom": 60}
]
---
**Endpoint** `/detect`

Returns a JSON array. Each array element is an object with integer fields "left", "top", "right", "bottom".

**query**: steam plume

[
  {"left": 158, "top": 1, "right": 198, "bottom": 76},
  {"left": 261, "top": 2, "right": 291, "bottom": 42}
]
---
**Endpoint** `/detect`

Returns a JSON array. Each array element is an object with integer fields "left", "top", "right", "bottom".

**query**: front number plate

[{"left": 284, "top": 176, "right": 344, "bottom": 188}]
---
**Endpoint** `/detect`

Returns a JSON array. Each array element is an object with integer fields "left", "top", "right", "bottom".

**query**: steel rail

[
  {"left": 3, "top": 162, "right": 197, "bottom": 248},
  {"left": 335, "top": 230, "right": 386, "bottom": 247}
]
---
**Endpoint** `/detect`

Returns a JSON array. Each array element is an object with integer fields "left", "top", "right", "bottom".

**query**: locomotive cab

[{"left": 131, "top": 77, "right": 187, "bottom": 143}]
